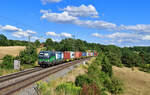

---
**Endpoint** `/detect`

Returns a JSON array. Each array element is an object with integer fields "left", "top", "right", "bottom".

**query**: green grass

[{"left": 0, "top": 62, "right": 37, "bottom": 76}]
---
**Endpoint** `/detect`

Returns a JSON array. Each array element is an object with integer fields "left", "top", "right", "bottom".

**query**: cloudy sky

[{"left": 0, "top": 0, "right": 150, "bottom": 47}]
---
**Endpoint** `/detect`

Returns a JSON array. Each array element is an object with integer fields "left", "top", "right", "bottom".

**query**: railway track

[
  {"left": 0, "top": 67, "right": 43, "bottom": 83},
  {"left": 0, "top": 58, "right": 90, "bottom": 95}
]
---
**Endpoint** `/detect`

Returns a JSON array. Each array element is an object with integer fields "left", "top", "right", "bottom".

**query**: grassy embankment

[
  {"left": 0, "top": 46, "right": 37, "bottom": 76},
  {"left": 113, "top": 66, "right": 150, "bottom": 95},
  {"left": 36, "top": 57, "right": 95, "bottom": 95}
]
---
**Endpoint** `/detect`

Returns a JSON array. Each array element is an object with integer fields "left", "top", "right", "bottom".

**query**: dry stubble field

[
  {"left": 0, "top": 46, "right": 26, "bottom": 59},
  {"left": 113, "top": 66, "right": 150, "bottom": 95}
]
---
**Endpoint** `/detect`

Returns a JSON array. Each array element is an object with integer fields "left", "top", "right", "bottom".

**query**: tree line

[{"left": 1, "top": 34, "right": 150, "bottom": 72}]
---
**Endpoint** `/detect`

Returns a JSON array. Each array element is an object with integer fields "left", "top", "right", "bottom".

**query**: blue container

[
  {"left": 82, "top": 52, "right": 86, "bottom": 56},
  {"left": 56, "top": 52, "right": 63, "bottom": 60}
]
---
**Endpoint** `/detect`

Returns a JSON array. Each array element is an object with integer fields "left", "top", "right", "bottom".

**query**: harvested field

[
  {"left": 0, "top": 46, "right": 26, "bottom": 59},
  {"left": 113, "top": 66, "right": 150, "bottom": 95}
]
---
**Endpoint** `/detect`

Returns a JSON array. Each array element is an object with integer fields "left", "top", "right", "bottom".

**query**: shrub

[
  {"left": 75, "top": 74, "right": 92, "bottom": 87},
  {"left": 81, "top": 84, "right": 107, "bottom": 95},
  {"left": 101, "top": 56, "right": 113, "bottom": 77},
  {"left": 2, "top": 55, "right": 14, "bottom": 69},
  {"left": 55, "top": 82, "right": 81, "bottom": 95},
  {"left": 105, "top": 77, "right": 124, "bottom": 94},
  {"left": 36, "top": 81, "right": 48, "bottom": 94},
  {"left": 18, "top": 45, "right": 37, "bottom": 64},
  {"left": 139, "top": 64, "right": 150, "bottom": 73}
]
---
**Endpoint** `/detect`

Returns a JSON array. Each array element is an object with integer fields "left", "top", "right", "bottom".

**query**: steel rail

[
  {"left": 0, "top": 67, "right": 43, "bottom": 83},
  {"left": 0, "top": 58, "right": 89, "bottom": 95}
]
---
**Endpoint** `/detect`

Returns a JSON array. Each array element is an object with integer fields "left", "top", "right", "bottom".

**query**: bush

[
  {"left": 36, "top": 81, "right": 48, "bottom": 94},
  {"left": 105, "top": 77, "right": 124, "bottom": 94},
  {"left": 55, "top": 82, "right": 81, "bottom": 95},
  {"left": 75, "top": 74, "right": 92, "bottom": 87},
  {"left": 17, "top": 45, "right": 37, "bottom": 64},
  {"left": 139, "top": 64, "right": 150, "bottom": 73},
  {"left": 81, "top": 84, "right": 107, "bottom": 95},
  {"left": 101, "top": 56, "right": 113, "bottom": 77},
  {"left": 2, "top": 55, "right": 14, "bottom": 69}
]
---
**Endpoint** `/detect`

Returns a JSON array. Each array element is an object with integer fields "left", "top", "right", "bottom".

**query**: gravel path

[{"left": 14, "top": 60, "right": 88, "bottom": 95}]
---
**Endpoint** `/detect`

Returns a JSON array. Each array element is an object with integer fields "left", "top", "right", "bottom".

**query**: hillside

[
  {"left": 0, "top": 46, "right": 26, "bottom": 59},
  {"left": 113, "top": 66, "right": 150, "bottom": 95}
]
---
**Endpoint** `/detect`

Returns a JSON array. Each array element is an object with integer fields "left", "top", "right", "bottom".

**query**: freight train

[{"left": 38, "top": 51, "right": 97, "bottom": 67}]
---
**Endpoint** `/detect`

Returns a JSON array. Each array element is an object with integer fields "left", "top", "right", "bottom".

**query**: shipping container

[
  {"left": 88, "top": 52, "right": 91, "bottom": 56},
  {"left": 55, "top": 52, "right": 63, "bottom": 60},
  {"left": 75, "top": 52, "right": 80, "bottom": 58},
  {"left": 94, "top": 52, "right": 98, "bottom": 56},
  {"left": 70, "top": 52, "right": 75, "bottom": 59},
  {"left": 63, "top": 51, "right": 71, "bottom": 61},
  {"left": 91, "top": 52, "right": 93, "bottom": 56},
  {"left": 82, "top": 52, "right": 86, "bottom": 56},
  {"left": 79, "top": 52, "right": 82, "bottom": 57},
  {"left": 86, "top": 52, "right": 89, "bottom": 56}
]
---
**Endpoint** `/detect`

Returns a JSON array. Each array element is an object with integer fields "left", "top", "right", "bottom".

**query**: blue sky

[{"left": 0, "top": 0, "right": 150, "bottom": 47}]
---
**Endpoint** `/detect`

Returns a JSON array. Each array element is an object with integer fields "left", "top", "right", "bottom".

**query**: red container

[
  {"left": 63, "top": 51, "right": 71, "bottom": 60},
  {"left": 79, "top": 52, "right": 82, "bottom": 57},
  {"left": 75, "top": 52, "right": 80, "bottom": 58},
  {"left": 94, "top": 52, "right": 98, "bottom": 56}
]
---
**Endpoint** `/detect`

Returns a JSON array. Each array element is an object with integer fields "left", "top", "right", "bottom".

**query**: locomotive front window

[
  {"left": 44, "top": 53, "right": 49, "bottom": 57},
  {"left": 39, "top": 52, "right": 50, "bottom": 59}
]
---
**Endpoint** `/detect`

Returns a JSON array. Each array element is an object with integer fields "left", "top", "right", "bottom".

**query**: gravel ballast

[{"left": 14, "top": 60, "right": 89, "bottom": 95}]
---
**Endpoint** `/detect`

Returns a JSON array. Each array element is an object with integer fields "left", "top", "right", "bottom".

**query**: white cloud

[
  {"left": 12, "top": 31, "right": 29, "bottom": 38},
  {"left": 31, "top": 36, "right": 39, "bottom": 40},
  {"left": 46, "top": 31, "right": 72, "bottom": 38},
  {"left": 40, "top": 6, "right": 150, "bottom": 46},
  {"left": 106, "top": 32, "right": 137, "bottom": 39},
  {"left": 0, "top": 24, "right": 36, "bottom": 38},
  {"left": 26, "top": 30, "right": 36, "bottom": 34},
  {"left": 41, "top": 10, "right": 116, "bottom": 30},
  {"left": 120, "top": 24, "right": 150, "bottom": 32},
  {"left": 75, "top": 20, "right": 117, "bottom": 30},
  {"left": 0, "top": 25, "right": 37, "bottom": 35},
  {"left": 46, "top": 31, "right": 59, "bottom": 37},
  {"left": 92, "top": 33, "right": 102, "bottom": 38},
  {"left": 41, "top": 11, "right": 78, "bottom": 23},
  {"left": 0, "top": 25, "right": 21, "bottom": 31},
  {"left": 61, "top": 32, "right": 72, "bottom": 38},
  {"left": 40, "top": 9, "right": 51, "bottom": 14},
  {"left": 40, "top": 6, "right": 150, "bottom": 33},
  {"left": 92, "top": 32, "right": 144, "bottom": 44},
  {"left": 41, "top": 0, "right": 61, "bottom": 4},
  {"left": 62, "top": 5, "right": 99, "bottom": 18},
  {"left": 12, "top": 30, "right": 37, "bottom": 38},
  {"left": 142, "top": 35, "right": 150, "bottom": 40}
]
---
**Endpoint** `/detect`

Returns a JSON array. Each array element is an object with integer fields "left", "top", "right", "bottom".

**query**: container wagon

[
  {"left": 75, "top": 52, "right": 80, "bottom": 59},
  {"left": 86, "top": 52, "right": 89, "bottom": 57},
  {"left": 64, "top": 51, "right": 71, "bottom": 61},
  {"left": 70, "top": 51, "right": 75, "bottom": 60},
  {"left": 55, "top": 51, "right": 64, "bottom": 63},
  {"left": 82, "top": 52, "right": 86, "bottom": 58},
  {"left": 79, "top": 52, "right": 82, "bottom": 58}
]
